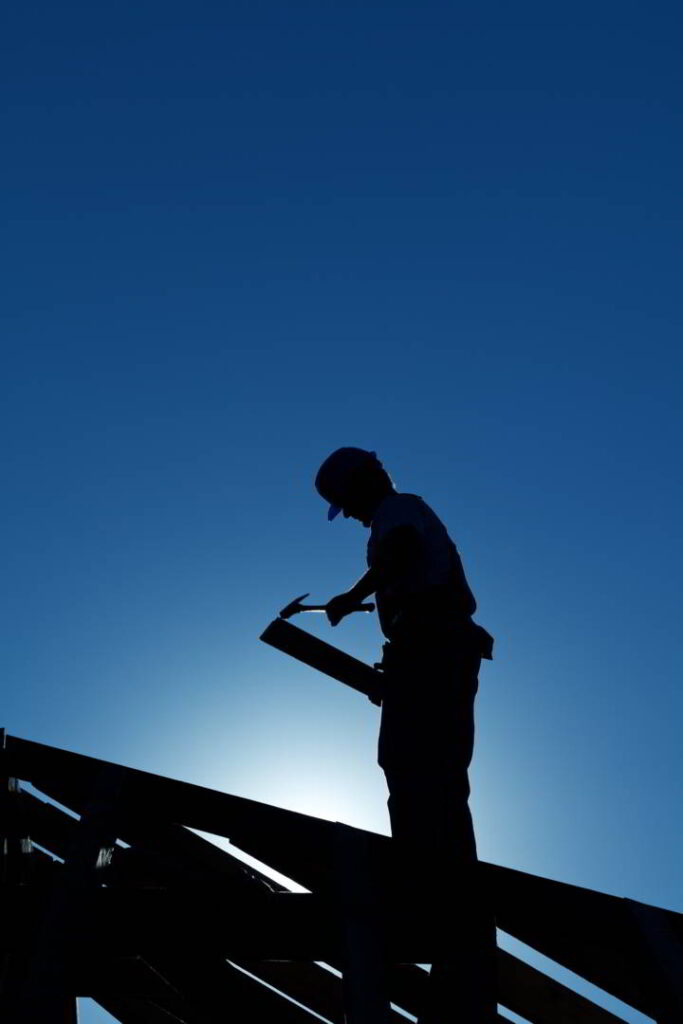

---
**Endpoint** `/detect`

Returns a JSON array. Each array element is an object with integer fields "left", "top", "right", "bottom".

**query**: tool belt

[
  {"left": 376, "top": 617, "right": 494, "bottom": 674},
  {"left": 381, "top": 583, "right": 494, "bottom": 660}
]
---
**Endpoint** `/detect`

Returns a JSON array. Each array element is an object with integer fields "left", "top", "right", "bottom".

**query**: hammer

[{"left": 279, "top": 592, "right": 375, "bottom": 620}]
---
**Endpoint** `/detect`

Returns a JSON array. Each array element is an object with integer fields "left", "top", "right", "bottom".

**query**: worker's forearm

[
  {"left": 345, "top": 527, "right": 419, "bottom": 602},
  {"left": 347, "top": 566, "right": 381, "bottom": 602},
  {"left": 326, "top": 568, "right": 381, "bottom": 626}
]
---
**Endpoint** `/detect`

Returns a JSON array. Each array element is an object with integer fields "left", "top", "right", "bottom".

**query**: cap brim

[{"left": 328, "top": 504, "right": 342, "bottom": 521}]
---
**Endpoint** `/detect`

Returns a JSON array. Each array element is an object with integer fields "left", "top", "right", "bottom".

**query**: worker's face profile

[
  {"left": 341, "top": 484, "right": 374, "bottom": 526},
  {"left": 338, "top": 462, "right": 388, "bottom": 526}
]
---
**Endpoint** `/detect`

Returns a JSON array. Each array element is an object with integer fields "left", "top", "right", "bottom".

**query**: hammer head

[{"left": 279, "top": 593, "right": 310, "bottom": 620}]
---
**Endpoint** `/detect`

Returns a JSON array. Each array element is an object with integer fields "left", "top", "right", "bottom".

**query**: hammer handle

[{"left": 301, "top": 603, "right": 375, "bottom": 613}]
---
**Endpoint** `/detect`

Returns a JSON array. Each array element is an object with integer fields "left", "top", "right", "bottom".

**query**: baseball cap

[{"left": 315, "top": 447, "right": 378, "bottom": 520}]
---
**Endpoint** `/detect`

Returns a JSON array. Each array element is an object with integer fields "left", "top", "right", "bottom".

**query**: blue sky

[{"left": 3, "top": 3, "right": 681, "bottom": 1021}]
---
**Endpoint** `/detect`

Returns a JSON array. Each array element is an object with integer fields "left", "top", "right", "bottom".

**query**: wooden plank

[
  {"left": 98, "top": 828, "right": 387, "bottom": 1024},
  {"left": 1, "top": 885, "right": 342, "bottom": 962},
  {"left": 95, "top": 954, "right": 348, "bottom": 1024},
  {"left": 102, "top": 831, "right": 423, "bottom": 1024},
  {"left": 334, "top": 822, "right": 391, "bottom": 1024},
  {"left": 104, "top": 830, "right": 424, "bottom": 1024},
  {"left": 142, "top": 953, "right": 331, "bottom": 1024},
  {"left": 16, "top": 788, "right": 78, "bottom": 861},
  {"left": 9, "top": 788, "right": 113, "bottom": 880},
  {"left": 17, "top": 789, "right": 258, "bottom": 892},
  {"left": 627, "top": 898, "right": 683, "bottom": 1022},
  {"left": 0, "top": 984, "right": 79, "bottom": 1024},
  {"left": 237, "top": 962, "right": 347, "bottom": 1024},
  {"left": 94, "top": 996, "right": 189, "bottom": 1024},
  {"left": 6, "top": 734, "right": 680, "bottom": 1020},
  {"left": 4, "top": 733, "right": 340, "bottom": 890},
  {"left": 7, "top": 796, "right": 634, "bottom": 1024},
  {"left": 110, "top": 815, "right": 268, "bottom": 890},
  {"left": 497, "top": 948, "right": 627, "bottom": 1024},
  {"left": 260, "top": 617, "right": 384, "bottom": 700},
  {"left": 0, "top": 731, "right": 32, "bottom": 886},
  {"left": 77, "top": 956, "right": 179, "bottom": 999},
  {"left": 482, "top": 861, "right": 674, "bottom": 1020},
  {"left": 79, "top": 935, "right": 361, "bottom": 1024},
  {"left": 0, "top": 732, "right": 42, "bottom": 1022},
  {"left": 343, "top": 951, "right": 627, "bottom": 1024},
  {"left": 126, "top": 828, "right": 630, "bottom": 1024},
  {"left": 78, "top": 823, "right": 354, "bottom": 1021},
  {"left": 13, "top": 816, "right": 626, "bottom": 1023},
  {"left": 15, "top": 808, "right": 117, "bottom": 1021},
  {"left": 0, "top": 883, "right": 485, "bottom": 964},
  {"left": 69, "top": 814, "right": 500, "bottom": 1024}
]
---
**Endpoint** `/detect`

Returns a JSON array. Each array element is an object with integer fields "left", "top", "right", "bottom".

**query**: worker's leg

[
  {"left": 383, "top": 762, "right": 477, "bottom": 877},
  {"left": 379, "top": 644, "right": 479, "bottom": 871},
  {"left": 383, "top": 791, "right": 496, "bottom": 1021},
  {"left": 421, "top": 907, "right": 497, "bottom": 1024},
  {"left": 379, "top": 645, "right": 496, "bottom": 1022}
]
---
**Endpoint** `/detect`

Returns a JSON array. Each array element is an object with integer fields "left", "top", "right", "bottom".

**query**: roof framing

[{"left": 2, "top": 727, "right": 681, "bottom": 1022}]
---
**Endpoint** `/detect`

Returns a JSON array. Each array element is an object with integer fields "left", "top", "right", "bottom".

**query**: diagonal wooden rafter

[
  {"left": 7, "top": 760, "right": 633, "bottom": 1023},
  {"left": 3, "top": 733, "right": 681, "bottom": 1021}
]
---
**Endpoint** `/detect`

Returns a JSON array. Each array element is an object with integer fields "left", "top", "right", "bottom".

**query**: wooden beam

[
  {"left": 11, "top": 795, "right": 117, "bottom": 1022},
  {"left": 0, "top": 883, "right": 474, "bottom": 963},
  {"left": 100, "top": 824, "right": 566, "bottom": 1024},
  {"left": 0, "top": 731, "right": 32, "bottom": 886},
  {"left": 16, "top": 788, "right": 78, "bottom": 861},
  {"left": 0, "top": 732, "right": 45, "bottom": 1023},
  {"left": 496, "top": 948, "right": 627, "bottom": 1024},
  {"left": 144, "top": 953, "right": 331, "bottom": 1024},
  {"left": 6, "top": 733, "right": 681, "bottom": 1021},
  {"left": 98, "top": 824, "right": 408, "bottom": 1024},
  {"left": 107, "top": 813, "right": 645, "bottom": 1024},
  {"left": 95, "top": 955, "right": 348, "bottom": 1024},
  {"left": 1, "top": 886, "right": 343, "bottom": 962},
  {"left": 627, "top": 898, "right": 683, "bottom": 1022},
  {"left": 14, "top": 804, "right": 369, "bottom": 1021},
  {"left": 3, "top": 733, "right": 341, "bottom": 890},
  {"left": 0, "top": 832, "right": 636, "bottom": 1024},
  {"left": 482, "top": 861, "right": 675, "bottom": 1020},
  {"left": 93, "top": 996, "right": 189, "bottom": 1024},
  {"left": 237, "top": 962, "right": 347, "bottom": 1024},
  {"left": 334, "top": 823, "right": 391, "bottom": 1024},
  {"left": 77, "top": 956, "right": 177, "bottom": 999}
]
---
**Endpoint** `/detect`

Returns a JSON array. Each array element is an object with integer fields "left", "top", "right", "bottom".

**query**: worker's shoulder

[
  {"left": 384, "top": 490, "right": 422, "bottom": 505},
  {"left": 390, "top": 491, "right": 440, "bottom": 514},
  {"left": 373, "top": 492, "right": 431, "bottom": 530},
  {"left": 389, "top": 492, "right": 453, "bottom": 537}
]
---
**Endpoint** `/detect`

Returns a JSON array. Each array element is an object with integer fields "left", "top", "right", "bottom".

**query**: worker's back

[{"left": 367, "top": 492, "right": 476, "bottom": 639}]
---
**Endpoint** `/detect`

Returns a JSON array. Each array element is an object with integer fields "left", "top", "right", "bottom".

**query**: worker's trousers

[{"left": 378, "top": 634, "right": 497, "bottom": 1024}]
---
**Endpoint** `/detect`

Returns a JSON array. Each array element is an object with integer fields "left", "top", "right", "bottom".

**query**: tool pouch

[
  {"left": 473, "top": 623, "right": 494, "bottom": 660},
  {"left": 378, "top": 623, "right": 493, "bottom": 668},
  {"left": 374, "top": 641, "right": 396, "bottom": 673},
  {"left": 368, "top": 643, "right": 395, "bottom": 705}
]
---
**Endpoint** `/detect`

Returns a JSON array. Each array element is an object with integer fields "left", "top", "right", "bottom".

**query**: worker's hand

[{"left": 325, "top": 592, "right": 357, "bottom": 627}]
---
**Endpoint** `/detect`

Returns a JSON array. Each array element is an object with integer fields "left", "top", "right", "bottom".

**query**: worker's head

[{"left": 315, "top": 448, "right": 394, "bottom": 526}]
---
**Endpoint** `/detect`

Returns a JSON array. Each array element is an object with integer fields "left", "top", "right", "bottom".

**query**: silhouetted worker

[{"left": 315, "top": 447, "right": 496, "bottom": 1024}]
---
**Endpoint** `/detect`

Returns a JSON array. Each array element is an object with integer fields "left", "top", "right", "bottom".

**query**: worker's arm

[
  {"left": 326, "top": 568, "right": 379, "bottom": 625},
  {"left": 326, "top": 525, "right": 421, "bottom": 626}
]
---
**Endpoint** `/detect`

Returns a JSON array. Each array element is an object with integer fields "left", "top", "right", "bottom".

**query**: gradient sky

[{"left": 3, "top": 3, "right": 682, "bottom": 1021}]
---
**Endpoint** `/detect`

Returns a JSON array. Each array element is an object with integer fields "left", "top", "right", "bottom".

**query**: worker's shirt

[{"left": 367, "top": 492, "right": 477, "bottom": 640}]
